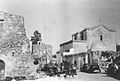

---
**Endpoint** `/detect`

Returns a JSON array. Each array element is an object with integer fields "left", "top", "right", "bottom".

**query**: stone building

[
  {"left": 0, "top": 11, "right": 38, "bottom": 79},
  {"left": 56, "top": 51, "right": 62, "bottom": 64},
  {"left": 31, "top": 41, "right": 52, "bottom": 69},
  {"left": 60, "top": 23, "right": 116, "bottom": 69}
]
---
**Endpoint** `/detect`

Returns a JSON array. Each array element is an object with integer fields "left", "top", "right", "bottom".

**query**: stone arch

[
  {"left": 0, "top": 54, "right": 13, "bottom": 78},
  {"left": 0, "top": 59, "right": 5, "bottom": 80}
]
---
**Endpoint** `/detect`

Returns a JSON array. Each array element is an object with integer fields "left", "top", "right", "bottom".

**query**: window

[
  {"left": 0, "top": 19, "right": 4, "bottom": 21},
  {"left": 81, "top": 30, "right": 87, "bottom": 40},
  {"left": 81, "top": 32, "right": 84, "bottom": 40},
  {"left": 66, "top": 50, "right": 69, "bottom": 52},
  {"left": 74, "top": 35, "right": 77, "bottom": 40},
  {"left": 100, "top": 35, "right": 103, "bottom": 41}
]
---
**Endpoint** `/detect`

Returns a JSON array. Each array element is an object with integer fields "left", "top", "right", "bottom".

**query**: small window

[
  {"left": 100, "top": 35, "right": 103, "bottom": 41},
  {"left": 81, "top": 32, "right": 84, "bottom": 40},
  {"left": 66, "top": 50, "right": 69, "bottom": 52},
  {"left": 74, "top": 35, "right": 77, "bottom": 40},
  {"left": 0, "top": 19, "right": 4, "bottom": 21}
]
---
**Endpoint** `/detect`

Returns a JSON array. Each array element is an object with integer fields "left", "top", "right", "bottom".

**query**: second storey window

[
  {"left": 81, "top": 30, "right": 87, "bottom": 40},
  {"left": 100, "top": 35, "right": 103, "bottom": 41},
  {"left": 74, "top": 35, "right": 77, "bottom": 40},
  {"left": 66, "top": 50, "right": 69, "bottom": 52}
]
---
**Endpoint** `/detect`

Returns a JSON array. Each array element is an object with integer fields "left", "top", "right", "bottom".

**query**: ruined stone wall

[
  {"left": 0, "top": 12, "right": 37, "bottom": 78},
  {"left": 0, "top": 11, "right": 26, "bottom": 53},
  {"left": 33, "top": 43, "right": 52, "bottom": 58},
  {"left": 32, "top": 43, "right": 52, "bottom": 66}
]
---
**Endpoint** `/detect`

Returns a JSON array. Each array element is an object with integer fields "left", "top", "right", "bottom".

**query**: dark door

[{"left": 0, "top": 60, "right": 5, "bottom": 80}]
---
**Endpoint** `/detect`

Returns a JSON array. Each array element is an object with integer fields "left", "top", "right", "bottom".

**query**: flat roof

[
  {"left": 60, "top": 40, "right": 86, "bottom": 46},
  {"left": 60, "top": 40, "right": 73, "bottom": 46}
]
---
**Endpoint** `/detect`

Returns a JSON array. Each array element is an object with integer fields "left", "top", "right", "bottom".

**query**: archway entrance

[{"left": 0, "top": 60, "right": 5, "bottom": 80}]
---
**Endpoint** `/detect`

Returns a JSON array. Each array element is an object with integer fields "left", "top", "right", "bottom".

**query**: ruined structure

[
  {"left": 30, "top": 30, "right": 52, "bottom": 69},
  {"left": 32, "top": 42, "right": 52, "bottom": 69},
  {"left": 0, "top": 11, "right": 38, "bottom": 79}
]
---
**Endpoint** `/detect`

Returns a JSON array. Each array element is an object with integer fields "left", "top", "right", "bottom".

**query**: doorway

[{"left": 0, "top": 60, "right": 5, "bottom": 80}]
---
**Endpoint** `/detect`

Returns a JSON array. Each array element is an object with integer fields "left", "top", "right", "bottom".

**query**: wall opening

[
  {"left": 0, "top": 60, "right": 5, "bottom": 80},
  {"left": 100, "top": 35, "right": 103, "bottom": 41}
]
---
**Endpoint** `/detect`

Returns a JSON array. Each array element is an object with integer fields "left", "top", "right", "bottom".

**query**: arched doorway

[{"left": 0, "top": 60, "right": 5, "bottom": 80}]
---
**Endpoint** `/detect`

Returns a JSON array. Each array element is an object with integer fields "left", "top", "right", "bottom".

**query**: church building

[{"left": 60, "top": 23, "right": 116, "bottom": 70}]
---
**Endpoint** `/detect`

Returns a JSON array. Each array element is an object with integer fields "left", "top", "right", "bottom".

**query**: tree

[{"left": 31, "top": 30, "right": 42, "bottom": 44}]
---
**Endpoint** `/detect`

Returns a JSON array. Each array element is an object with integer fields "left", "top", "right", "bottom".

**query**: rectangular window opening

[{"left": 100, "top": 35, "right": 103, "bottom": 41}]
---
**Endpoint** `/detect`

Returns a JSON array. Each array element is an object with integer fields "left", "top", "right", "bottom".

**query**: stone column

[
  {"left": 79, "top": 33, "right": 81, "bottom": 40},
  {"left": 85, "top": 53, "right": 88, "bottom": 64},
  {"left": 72, "top": 55, "right": 75, "bottom": 64},
  {"left": 30, "top": 41, "right": 32, "bottom": 54},
  {"left": 77, "top": 33, "right": 80, "bottom": 40},
  {"left": 89, "top": 52, "right": 92, "bottom": 64}
]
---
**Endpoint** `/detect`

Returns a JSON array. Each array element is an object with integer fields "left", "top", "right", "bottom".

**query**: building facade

[{"left": 60, "top": 24, "right": 116, "bottom": 69}]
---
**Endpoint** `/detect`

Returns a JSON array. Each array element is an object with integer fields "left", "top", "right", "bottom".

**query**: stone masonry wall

[{"left": 0, "top": 11, "right": 37, "bottom": 78}]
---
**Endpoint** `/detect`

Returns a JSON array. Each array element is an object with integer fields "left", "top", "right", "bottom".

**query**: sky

[{"left": 0, "top": 0, "right": 120, "bottom": 54}]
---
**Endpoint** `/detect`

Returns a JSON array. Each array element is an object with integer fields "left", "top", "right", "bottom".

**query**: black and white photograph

[{"left": 0, "top": 0, "right": 120, "bottom": 81}]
